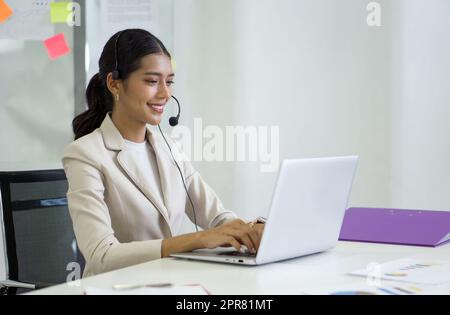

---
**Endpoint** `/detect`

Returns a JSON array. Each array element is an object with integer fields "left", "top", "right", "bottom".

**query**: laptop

[{"left": 171, "top": 156, "right": 359, "bottom": 265}]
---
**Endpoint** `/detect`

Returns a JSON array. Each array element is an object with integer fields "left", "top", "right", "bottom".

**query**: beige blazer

[{"left": 62, "top": 114, "right": 237, "bottom": 277}]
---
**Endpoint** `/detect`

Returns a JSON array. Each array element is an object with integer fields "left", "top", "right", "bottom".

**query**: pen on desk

[{"left": 112, "top": 283, "right": 173, "bottom": 291}]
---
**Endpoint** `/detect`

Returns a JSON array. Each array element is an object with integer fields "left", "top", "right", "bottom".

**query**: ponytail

[{"left": 72, "top": 73, "right": 113, "bottom": 140}]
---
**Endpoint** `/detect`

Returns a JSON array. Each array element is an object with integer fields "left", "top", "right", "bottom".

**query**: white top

[{"left": 124, "top": 139, "right": 165, "bottom": 211}]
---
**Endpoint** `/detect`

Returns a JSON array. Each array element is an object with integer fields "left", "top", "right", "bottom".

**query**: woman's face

[{"left": 117, "top": 53, "right": 174, "bottom": 126}]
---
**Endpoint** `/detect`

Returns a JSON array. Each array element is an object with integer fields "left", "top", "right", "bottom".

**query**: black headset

[{"left": 112, "top": 30, "right": 198, "bottom": 232}]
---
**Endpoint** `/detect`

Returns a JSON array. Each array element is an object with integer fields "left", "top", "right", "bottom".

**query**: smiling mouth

[{"left": 148, "top": 103, "right": 165, "bottom": 113}]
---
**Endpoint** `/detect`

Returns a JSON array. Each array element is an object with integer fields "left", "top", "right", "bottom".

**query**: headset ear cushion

[{"left": 112, "top": 70, "right": 120, "bottom": 80}]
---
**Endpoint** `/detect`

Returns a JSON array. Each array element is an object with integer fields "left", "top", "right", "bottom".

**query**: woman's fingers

[
  {"left": 248, "top": 227, "right": 261, "bottom": 250},
  {"left": 228, "top": 226, "right": 257, "bottom": 252},
  {"left": 236, "top": 232, "right": 256, "bottom": 253},
  {"left": 226, "top": 236, "right": 241, "bottom": 252},
  {"left": 215, "top": 219, "right": 265, "bottom": 253}
]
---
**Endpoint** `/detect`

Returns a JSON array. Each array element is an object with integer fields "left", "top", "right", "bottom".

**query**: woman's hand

[
  {"left": 200, "top": 219, "right": 265, "bottom": 253},
  {"left": 161, "top": 219, "right": 265, "bottom": 258}
]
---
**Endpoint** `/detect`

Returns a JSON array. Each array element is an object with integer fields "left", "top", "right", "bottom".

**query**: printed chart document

[
  {"left": 349, "top": 258, "right": 450, "bottom": 285},
  {"left": 306, "top": 284, "right": 433, "bottom": 295}
]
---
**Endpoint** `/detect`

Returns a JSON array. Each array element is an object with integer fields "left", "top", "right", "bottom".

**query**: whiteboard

[{"left": 0, "top": 190, "right": 7, "bottom": 282}]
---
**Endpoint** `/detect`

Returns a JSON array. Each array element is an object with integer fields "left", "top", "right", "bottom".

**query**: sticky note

[
  {"left": 44, "top": 33, "right": 70, "bottom": 60},
  {"left": 0, "top": 0, "right": 13, "bottom": 23},
  {"left": 50, "top": 1, "right": 71, "bottom": 24}
]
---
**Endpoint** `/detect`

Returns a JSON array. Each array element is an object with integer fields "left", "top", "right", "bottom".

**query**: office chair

[{"left": 0, "top": 169, "right": 84, "bottom": 295}]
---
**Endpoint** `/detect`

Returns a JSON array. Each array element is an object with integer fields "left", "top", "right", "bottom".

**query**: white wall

[
  {"left": 389, "top": 0, "right": 450, "bottom": 211},
  {"left": 172, "top": 0, "right": 247, "bottom": 225},
  {"left": 172, "top": 0, "right": 450, "bottom": 229}
]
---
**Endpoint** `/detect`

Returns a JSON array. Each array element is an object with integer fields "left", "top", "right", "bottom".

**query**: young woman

[{"left": 63, "top": 29, "right": 264, "bottom": 277}]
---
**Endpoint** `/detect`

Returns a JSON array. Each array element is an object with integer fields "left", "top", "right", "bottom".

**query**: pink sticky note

[{"left": 44, "top": 33, "right": 70, "bottom": 60}]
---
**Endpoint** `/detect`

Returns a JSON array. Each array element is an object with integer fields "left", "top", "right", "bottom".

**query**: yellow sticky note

[
  {"left": 0, "top": 0, "right": 13, "bottom": 24},
  {"left": 50, "top": 1, "right": 71, "bottom": 24}
]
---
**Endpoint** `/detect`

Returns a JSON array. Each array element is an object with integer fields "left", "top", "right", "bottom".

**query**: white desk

[{"left": 28, "top": 241, "right": 450, "bottom": 295}]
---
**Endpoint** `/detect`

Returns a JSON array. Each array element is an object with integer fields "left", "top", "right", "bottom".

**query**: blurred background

[{"left": 1, "top": 0, "right": 449, "bottom": 233}]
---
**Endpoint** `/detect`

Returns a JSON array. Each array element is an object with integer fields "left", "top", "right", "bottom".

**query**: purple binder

[{"left": 339, "top": 207, "right": 450, "bottom": 247}]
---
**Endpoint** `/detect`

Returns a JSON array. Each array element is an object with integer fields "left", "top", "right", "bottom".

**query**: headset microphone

[{"left": 169, "top": 95, "right": 181, "bottom": 127}]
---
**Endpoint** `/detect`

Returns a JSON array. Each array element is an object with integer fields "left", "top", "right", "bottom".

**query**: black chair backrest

[{"left": 0, "top": 169, "right": 84, "bottom": 294}]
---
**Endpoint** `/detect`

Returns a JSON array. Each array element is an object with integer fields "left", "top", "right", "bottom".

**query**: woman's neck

[{"left": 111, "top": 111, "right": 147, "bottom": 143}]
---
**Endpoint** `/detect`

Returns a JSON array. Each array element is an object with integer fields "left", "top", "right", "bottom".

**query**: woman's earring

[{"left": 115, "top": 94, "right": 119, "bottom": 102}]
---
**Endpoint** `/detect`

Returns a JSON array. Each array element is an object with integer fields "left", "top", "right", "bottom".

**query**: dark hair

[{"left": 72, "top": 29, "right": 171, "bottom": 140}]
